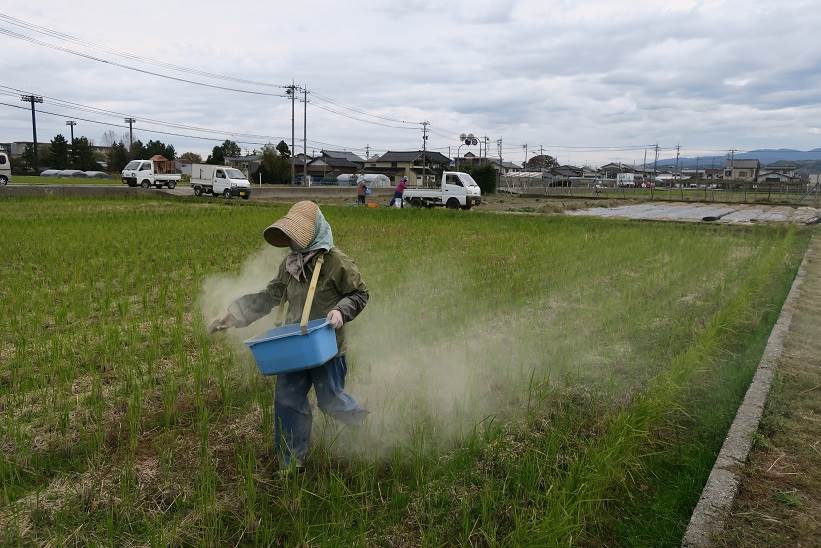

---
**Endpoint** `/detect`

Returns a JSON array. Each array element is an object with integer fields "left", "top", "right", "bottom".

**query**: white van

[{"left": 0, "top": 152, "right": 10, "bottom": 185}]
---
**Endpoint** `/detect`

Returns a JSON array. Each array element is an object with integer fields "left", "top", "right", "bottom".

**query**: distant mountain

[{"left": 652, "top": 148, "right": 821, "bottom": 169}]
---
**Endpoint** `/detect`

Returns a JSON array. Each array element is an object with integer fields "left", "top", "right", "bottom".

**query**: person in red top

[
  {"left": 356, "top": 179, "right": 367, "bottom": 205},
  {"left": 392, "top": 176, "right": 407, "bottom": 207}
]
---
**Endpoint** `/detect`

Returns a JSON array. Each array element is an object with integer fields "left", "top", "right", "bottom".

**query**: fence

[{"left": 499, "top": 175, "right": 821, "bottom": 206}]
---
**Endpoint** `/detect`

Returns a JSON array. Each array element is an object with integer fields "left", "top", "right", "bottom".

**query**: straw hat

[{"left": 263, "top": 200, "right": 318, "bottom": 248}]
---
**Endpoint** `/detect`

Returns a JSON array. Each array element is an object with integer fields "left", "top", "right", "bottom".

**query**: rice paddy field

[{"left": 0, "top": 195, "right": 811, "bottom": 546}]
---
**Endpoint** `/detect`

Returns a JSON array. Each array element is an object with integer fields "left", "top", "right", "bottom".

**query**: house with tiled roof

[
  {"left": 724, "top": 159, "right": 760, "bottom": 181},
  {"left": 364, "top": 150, "right": 451, "bottom": 185}
]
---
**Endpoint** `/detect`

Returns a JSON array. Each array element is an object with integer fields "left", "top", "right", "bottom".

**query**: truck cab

[
  {"left": 0, "top": 152, "right": 10, "bottom": 185},
  {"left": 403, "top": 171, "right": 482, "bottom": 209},
  {"left": 121, "top": 159, "right": 181, "bottom": 189},
  {"left": 616, "top": 173, "right": 636, "bottom": 188},
  {"left": 190, "top": 164, "right": 252, "bottom": 199},
  {"left": 214, "top": 167, "right": 252, "bottom": 198},
  {"left": 443, "top": 172, "right": 482, "bottom": 207}
]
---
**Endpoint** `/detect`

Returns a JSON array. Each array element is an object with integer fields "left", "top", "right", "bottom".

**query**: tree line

[
  {"left": 204, "top": 139, "right": 294, "bottom": 184},
  {"left": 15, "top": 133, "right": 295, "bottom": 182}
]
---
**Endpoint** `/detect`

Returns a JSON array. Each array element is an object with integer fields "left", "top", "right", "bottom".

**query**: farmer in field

[
  {"left": 356, "top": 178, "right": 367, "bottom": 205},
  {"left": 211, "top": 201, "right": 369, "bottom": 470},
  {"left": 392, "top": 176, "right": 407, "bottom": 207}
]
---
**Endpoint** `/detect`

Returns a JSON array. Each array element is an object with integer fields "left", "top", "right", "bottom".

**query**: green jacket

[{"left": 229, "top": 248, "right": 368, "bottom": 354}]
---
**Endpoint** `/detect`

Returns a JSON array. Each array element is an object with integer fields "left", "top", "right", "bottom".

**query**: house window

[
  {"left": 739, "top": 170, "right": 748, "bottom": 177},
  {"left": 391, "top": 162, "right": 397, "bottom": 168}
]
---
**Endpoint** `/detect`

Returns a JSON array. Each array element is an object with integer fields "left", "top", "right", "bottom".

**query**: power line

[
  {"left": 0, "top": 13, "right": 430, "bottom": 131},
  {"left": 0, "top": 12, "right": 470, "bottom": 145},
  {"left": 0, "top": 99, "right": 380, "bottom": 154},
  {"left": 309, "top": 91, "right": 420, "bottom": 126},
  {"left": 0, "top": 84, "right": 290, "bottom": 142},
  {"left": 0, "top": 27, "right": 289, "bottom": 97},
  {"left": 0, "top": 101, "right": 275, "bottom": 146},
  {"left": 0, "top": 12, "right": 288, "bottom": 89},
  {"left": 309, "top": 101, "right": 420, "bottom": 130},
  {"left": 0, "top": 13, "right": 440, "bottom": 135}
]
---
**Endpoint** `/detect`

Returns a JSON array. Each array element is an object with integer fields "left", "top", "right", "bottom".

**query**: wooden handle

[{"left": 300, "top": 254, "right": 325, "bottom": 335}]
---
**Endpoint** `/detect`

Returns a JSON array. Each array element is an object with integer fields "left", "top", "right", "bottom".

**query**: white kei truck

[
  {"left": 0, "top": 152, "right": 10, "bottom": 185},
  {"left": 402, "top": 171, "right": 482, "bottom": 209},
  {"left": 190, "top": 164, "right": 252, "bottom": 199},
  {"left": 121, "top": 158, "right": 181, "bottom": 189}
]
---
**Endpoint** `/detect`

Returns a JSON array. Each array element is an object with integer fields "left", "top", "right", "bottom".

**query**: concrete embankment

[{"left": 0, "top": 184, "right": 394, "bottom": 202}]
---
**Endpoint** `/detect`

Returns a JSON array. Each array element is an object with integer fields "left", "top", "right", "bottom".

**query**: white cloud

[{"left": 1, "top": 0, "right": 820, "bottom": 165}]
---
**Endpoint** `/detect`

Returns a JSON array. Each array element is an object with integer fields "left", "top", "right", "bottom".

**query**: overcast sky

[{"left": 2, "top": 0, "right": 820, "bottom": 166}]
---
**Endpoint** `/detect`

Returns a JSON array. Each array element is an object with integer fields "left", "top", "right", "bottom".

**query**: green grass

[
  {"left": 10, "top": 175, "right": 118, "bottom": 185},
  {"left": 0, "top": 195, "right": 809, "bottom": 545}
]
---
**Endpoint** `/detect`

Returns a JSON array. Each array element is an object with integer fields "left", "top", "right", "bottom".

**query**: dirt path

[{"left": 718, "top": 235, "right": 821, "bottom": 546}]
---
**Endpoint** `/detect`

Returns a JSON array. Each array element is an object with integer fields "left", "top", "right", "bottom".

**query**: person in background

[
  {"left": 392, "top": 176, "right": 408, "bottom": 207},
  {"left": 209, "top": 201, "right": 369, "bottom": 472},
  {"left": 356, "top": 178, "right": 367, "bottom": 205}
]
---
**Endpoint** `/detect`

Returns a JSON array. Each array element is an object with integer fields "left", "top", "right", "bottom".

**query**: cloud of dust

[
  {"left": 198, "top": 246, "right": 581, "bottom": 460},
  {"left": 198, "top": 245, "right": 288, "bottom": 345},
  {"left": 321, "top": 261, "right": 564, "bottom": 459}
]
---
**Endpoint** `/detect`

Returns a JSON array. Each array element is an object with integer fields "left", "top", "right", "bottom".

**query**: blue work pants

[{"left": 274, "top": 354, "right": 365, "bottom": 465}]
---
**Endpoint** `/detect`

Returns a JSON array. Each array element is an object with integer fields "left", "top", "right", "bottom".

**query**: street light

[{"left": 457, "top": 133, "right": 479, "bottom": 170}]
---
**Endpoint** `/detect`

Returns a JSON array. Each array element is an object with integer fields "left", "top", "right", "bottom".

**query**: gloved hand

[
  {"left": 327, "top": 309, "right": 344, "bottom": 330},
  {"left": 208, "top": 312, "right": 236, "bottom": 334}
]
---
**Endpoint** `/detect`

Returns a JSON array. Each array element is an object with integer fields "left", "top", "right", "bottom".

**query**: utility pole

[
  {"left": 287, "top": 83, "right": 296, "bottom": 185},
  {"left": 728, "top": 147, "right": 739, "bottom": 200},
  {"left": 675, "top": 144, "right": 681, "bottom": 182},
  {"left": 303, "top": 86, "right": 308, "bottom": 185},
  {"left": 484, "top": 136, "right": 489, "bottom": 163},
  {"left": 642, "top": 148, "right": 647, "bottom": 184},
  {"left": 66, "top": 120, "right": 77, "bottom": 167},
  {"left": 497, "top": 138, "right": 503, "bottom": 189},
  {"left": 653, "top": 144, "right": 659, "bottom": 180},
  {"left": 21, "top": 95, "right": 43, "bottom": 173},
  {"left": 65, "top": 120, "right": 76, "bottom": 143},
  {"left": 124, "top": 117, "right": 136, "bottom": 150},
  {"left": 523, "top": 144, "right": 528, "bottom": 168},
  {"left": 421, "top": 121, "right": 429, "bottom": 186},
  {"left": 365, "top": 144, "right": 370, "bottom": 159}
]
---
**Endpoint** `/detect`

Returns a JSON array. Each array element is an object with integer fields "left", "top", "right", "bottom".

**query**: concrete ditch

[{"left": 681, "top": 237, "right": 814, "bottom": 547}]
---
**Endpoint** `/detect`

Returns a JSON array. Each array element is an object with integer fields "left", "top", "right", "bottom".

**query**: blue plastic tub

[{"left": 244, "top": 319, "right": 338, "bottom": 375}]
